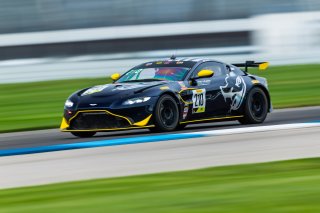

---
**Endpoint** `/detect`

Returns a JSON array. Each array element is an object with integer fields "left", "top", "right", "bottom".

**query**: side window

[
  {"left": 226, "top": 65, "right": 232, "bottom": 73},
  {"left": 192, "top": 62, "right": 226, "bottom": 78},
  {"left": 230, "top": 65, "right": 245, "bottom": 75}
]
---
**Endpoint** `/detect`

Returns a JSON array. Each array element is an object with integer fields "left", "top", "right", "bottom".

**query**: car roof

[
  {"left": 137, "top": 58, "right": 226, "bottom": 69},
  {"left": 148, "top": 57, "right": 224, "bottom": 63}
]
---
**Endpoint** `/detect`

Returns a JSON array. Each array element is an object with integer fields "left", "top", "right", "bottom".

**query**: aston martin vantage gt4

[{"left": 60, "top": 58, "right": 271, "bottom": 137}]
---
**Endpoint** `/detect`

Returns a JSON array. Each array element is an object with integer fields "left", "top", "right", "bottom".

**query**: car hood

[
  {"left": 69, "top": 81, "right": 181, "bottom": 110},
  {"left": 80, "top": 81, "right": 166, "bottom": 97}
]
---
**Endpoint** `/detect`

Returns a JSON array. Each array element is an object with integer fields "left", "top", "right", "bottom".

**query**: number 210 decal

[{"left": 192, "top": 89, "right": 206, "bottom": 113}]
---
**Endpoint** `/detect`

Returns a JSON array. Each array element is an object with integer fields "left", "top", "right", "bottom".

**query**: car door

[
  {"left": 219, "top": 65, "right": 248, "bottom": 113},
  {"left": 185, "top": 62, "right": 231, "bottom": 120}
]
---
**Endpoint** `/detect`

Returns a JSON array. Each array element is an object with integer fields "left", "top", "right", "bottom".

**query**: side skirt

[{"left": 180, "top": 115, "right": 244, "bottom": 124}]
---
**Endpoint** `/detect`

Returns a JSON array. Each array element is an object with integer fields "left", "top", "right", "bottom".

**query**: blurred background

[
  {"left": 0, "top": 0, "right": 320, "bottom": 83},
  {"left": 1, "top": 2, "right": 320, "bottom": 211}
]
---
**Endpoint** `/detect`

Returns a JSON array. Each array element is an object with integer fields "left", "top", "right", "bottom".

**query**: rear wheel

[
  {"left": 239, "top": 87, "right": 268, "bottom": 124},
  {"left": 152, "top": 95, "right": 179, "bottom": 132},
  {"left": 71, "top": 131, "right": 96, "bottom": 138}
]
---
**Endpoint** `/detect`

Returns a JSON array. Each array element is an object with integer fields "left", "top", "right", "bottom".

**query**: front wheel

[
  {"left": 152, "top": 95, "right": 179, "bottom": 132},
  {"left": 239, "top": 87, "right": 268, "bottom": 124},
  {"left": 71, "top": 131, "right": 96, "bottom": 138}
]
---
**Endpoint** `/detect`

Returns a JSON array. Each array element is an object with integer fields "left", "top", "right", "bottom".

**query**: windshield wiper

[{"left": 121, "top": 78, "right": 165, "bottom": 83}]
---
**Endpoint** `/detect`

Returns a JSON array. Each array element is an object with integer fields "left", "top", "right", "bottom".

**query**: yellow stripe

[
  {"left": 180, "top": 115, "right": 244, "bottom": 124},
  {"left": 63, "top": 115, "right": 243, "bottom": 131},
  {"left": 134, "top": 114, "right": 152, "bottom": 127},
  {"left": 62, "top": 125, "right": 155, "bottom": 132},
  {"left": 68, "top": 110, "right": 133, "bottom": 125},
  {"left": 177, "top": 88, "right": 198, "bottom": 105},
  {"left": 60, "top": 117, "right": 69, "bottom": 130}
]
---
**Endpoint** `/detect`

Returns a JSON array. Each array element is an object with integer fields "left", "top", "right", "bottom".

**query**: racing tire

[
  {"left": 152, "top": 94, "right": 179, "bottom": 132},
  {"left": 238, "top": 87, "right": 268, "bottom": 124},
  {"left": 71, "top": 131, "right": 96, "bottom": 138}
]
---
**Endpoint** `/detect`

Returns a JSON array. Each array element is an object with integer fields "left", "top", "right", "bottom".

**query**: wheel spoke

[
  {"left": 158, "top": 99, "right": 178, "bottom": 129},
  {"left": 250, "top": 92, "right": 266, "bottom": 119}
]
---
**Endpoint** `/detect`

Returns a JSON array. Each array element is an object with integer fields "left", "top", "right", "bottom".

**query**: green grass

[
  {"left": 0, "top": 64, "right": 320, "bottom": 133},
  {"left": 249, "top": 64, "right": 320, "bottom": 108},
  {"left": 1, "top": 158, "right": 320, "bottom": 213},
  {"left": 0, "top": 78, "right": 111, "bottom": 133}
]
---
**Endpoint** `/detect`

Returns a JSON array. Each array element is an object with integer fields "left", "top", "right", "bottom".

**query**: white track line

[{"left": 195, "top": 122, "right": 320, "bottom": 136}]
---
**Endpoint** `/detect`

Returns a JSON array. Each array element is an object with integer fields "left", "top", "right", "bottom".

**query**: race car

[{"left": 60, "top": 57, "right": 272, "bottom": 137}]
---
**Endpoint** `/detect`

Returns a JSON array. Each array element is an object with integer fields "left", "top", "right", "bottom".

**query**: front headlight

[
  {"left": 123, "top": 97, "right": 151, "bottom": 105},
  {"left": 65, "top": 99, "right": 74, "bottom": 108}
]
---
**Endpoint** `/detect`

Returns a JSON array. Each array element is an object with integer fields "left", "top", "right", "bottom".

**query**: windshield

[{"left": 117, "top": 67, "right": 190, "bottom": 83}]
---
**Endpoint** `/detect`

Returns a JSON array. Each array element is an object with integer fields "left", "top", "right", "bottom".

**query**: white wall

[{"left": 253, "top": 11, "right": 320, "bottom": 64}]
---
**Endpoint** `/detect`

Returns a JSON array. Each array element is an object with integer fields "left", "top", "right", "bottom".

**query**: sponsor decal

[
  {"left": 192, "top": 89, "right": 206, "bottom": 113},
  {"left": 207, "top": 92, "right": 221, "bottom": 102},
  {"left": 176, "top": 61, "right": 184, "bottom": 64},
  {"left": 251, "top": 79, "right": 260, "bottom": 84},
  {"left": 197, "top": 79, "right": 211, "bottom": 86},
  {"left": 81, "top": 85, "right": 109, "bottom": 96},
  {"left": 112, "top": 84, "right": 145, "bottom": 91},
  {"left": 191, "top": 58, "right": 203, "bottom": 62},
  {"left": 160, "top": 86, "right": 170, "bottom": 90},
  {"left": 145, "top": 62, "right": 152, "bottom": 66},
  {"left": 220, "top": 74, "right": 246, "bottom": 111},
  {"left": 156, "top": 61, "right": 163, "bottom": 65},
  {"left": 164, "top": 61, "right": 171, "bottom": 64},
  {"left": 183, "top": 105, "right": 189, "bottom": 119}
]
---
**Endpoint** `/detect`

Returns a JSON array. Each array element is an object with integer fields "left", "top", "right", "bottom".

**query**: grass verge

[
  {"left": 1, "top": 158, "right": 320, "bottom": 213},
  {"left": 0, "top": 78, "right": 110, "bottom": 133},
  {"left": 1, "top": 64, "right": 320, "bottom": 133},
  {"left": 250, "top": 64, "right": 320, "bottom": 108}
]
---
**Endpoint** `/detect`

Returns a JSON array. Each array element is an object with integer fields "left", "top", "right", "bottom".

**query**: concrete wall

[
  {"left": 254, "top": 11, "right": 320, "bottom": 63},
  {"left": 1, "top": 0, "right": 319, "bottom": 34}
]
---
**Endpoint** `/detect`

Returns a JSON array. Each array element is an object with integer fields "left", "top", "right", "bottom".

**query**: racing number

[
  {"left": 194, "top": 93, "right": 204, "bottom": 107},
  {"left": 192, "top": 89, "right": 206, "bottom": 113}
]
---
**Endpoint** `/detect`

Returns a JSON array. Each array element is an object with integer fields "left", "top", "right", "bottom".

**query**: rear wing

[{"left": 232, "top": 61, "right": 269, "bottom": 72}]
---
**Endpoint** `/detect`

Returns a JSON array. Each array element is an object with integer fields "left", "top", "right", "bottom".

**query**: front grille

[{"left": 70, "top": 112, "right": 131, "bottom": 130}]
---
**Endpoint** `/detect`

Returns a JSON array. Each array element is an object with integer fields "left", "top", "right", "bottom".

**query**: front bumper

[{"left": 60, "top": 109, "right": 153, "bottom": 132}]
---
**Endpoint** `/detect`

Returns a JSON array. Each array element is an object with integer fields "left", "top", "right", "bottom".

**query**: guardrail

[
  {"left": 0, "top": 19, "right": 251, "bottom": 47},
  {"left": 0, "top": 11, "right": 319, "bottom": 83}
]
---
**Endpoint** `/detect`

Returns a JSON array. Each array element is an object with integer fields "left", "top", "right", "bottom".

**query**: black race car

[{"left": 60, "top": 57, "right": 271, "bottom": 137}]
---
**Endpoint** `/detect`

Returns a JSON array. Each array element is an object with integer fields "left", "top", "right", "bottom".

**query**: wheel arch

[
  {"left": 158, "top": 91, "right": 183, "bottom": 118},
  {"left": 160, "top": 91, "right": 181, "bottom": 106},
  {"left": 152, "top": 91, "right": 181, "bottom": 131},
  {"left": 248, "top": 84, "right": 272, "bottom": 112}
]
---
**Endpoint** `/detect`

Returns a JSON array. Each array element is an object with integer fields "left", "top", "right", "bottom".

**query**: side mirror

[
  {"left": 111, "top": 73, "right": 121, "bottom": 81},
  {"left": 197, "top": 70, "right": 214, "bottom": 78},
  {"left": 189, "top": 70, "right": 214, "bottom": 86}
]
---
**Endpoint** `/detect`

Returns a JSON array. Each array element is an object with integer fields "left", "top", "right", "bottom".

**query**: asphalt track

[
  {"left": 0, "top": 106, "right": 320, "bottom": 149},
  {"left": 0, "top": 106, "right": 319, "bottom": 189},
  {"left": 0, "top": 125, "right": 319, "bottom": 189}
]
